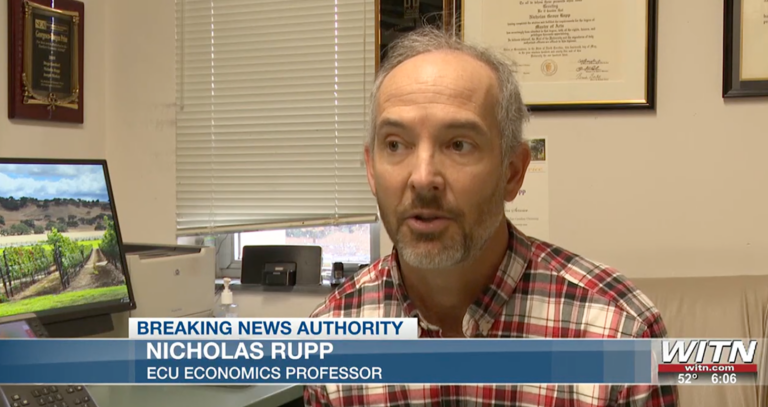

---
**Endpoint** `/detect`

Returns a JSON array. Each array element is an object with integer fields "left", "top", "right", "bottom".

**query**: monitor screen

[{"left": 0, "top": 159, "right": 134, "bottom": 322}]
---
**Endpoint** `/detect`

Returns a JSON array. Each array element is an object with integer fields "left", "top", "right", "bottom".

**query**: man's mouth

[
  {"left": 403, "top": 210, "right": 454, "bottom": 233},
  {"left": 408, "top": 211, "right": 448, "bottom": 222}
]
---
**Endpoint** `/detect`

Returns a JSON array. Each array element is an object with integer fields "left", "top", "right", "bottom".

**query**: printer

[{"left": 124, "top": 243, "right": 216, "bottom": 318}]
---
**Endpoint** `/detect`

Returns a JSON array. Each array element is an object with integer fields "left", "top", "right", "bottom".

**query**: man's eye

[
  {"left": 386, "top": 141, "right": 401, "bottom": 151},
  {"left": 451, "top": 140, "right": 469, "bottom": 152}
]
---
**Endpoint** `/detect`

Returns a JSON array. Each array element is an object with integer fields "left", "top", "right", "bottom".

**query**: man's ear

[
  {"left": 504, "top": 142, "right": 531, "bottom": 202},
  {"left": 364, "top": 144, "right": 377, "bottom": 197}
]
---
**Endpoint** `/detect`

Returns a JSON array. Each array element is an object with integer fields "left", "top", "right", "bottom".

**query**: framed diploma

[
  {"left": 7, "top": 0, "right": 84, "bottom": 123},
  {"left": 376, "top": 0, "right": 463, "bottom": 72},
  {"left": 723, "top": 0, "right": 768, "bottom": 97},
  {"left": 463, "top": 0, "right": 658, "bottom": 111}
]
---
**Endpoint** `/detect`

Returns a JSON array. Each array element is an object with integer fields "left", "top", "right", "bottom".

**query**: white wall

[
  {"left": 0, "top": 0, "right": 175, "bottom": 246},
  {"left": 104, "top": 0, "right": 177, "bottom": 245},
  {"left": 532, "top": 0, "right": 768, "bottom": 278},
  {"left": 104, "top": 0, "right": 768, "bottom": 279},
  {"left": 0, "top": 0, "right": 107, "bottom": 159},
  {"left": 450, "top": 0, "right": 768, "bottom": 279},
  {"left": 381, "top": 1, "right": 768, "bottom": 278},
  {"left": 5, "top": 0, "right": 766, "bottom": 282}
]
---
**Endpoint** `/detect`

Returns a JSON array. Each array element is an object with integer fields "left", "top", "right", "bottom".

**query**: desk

[
  {"left": 216, "top": 283, "right": 332, "bottom": 318},
  {"left": 88, "top": 384, "right": 303, "bottom": 407},
  {"left": 86, "top": 285, "right": 326, "bottom": 405}
]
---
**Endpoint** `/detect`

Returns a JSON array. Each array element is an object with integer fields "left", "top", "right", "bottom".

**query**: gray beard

[
  {"left": 382, "top": 181, "right": 507, "bottom": 270},
  {"left": 396, "top": 210, "right": 504, "bottom": 269}
]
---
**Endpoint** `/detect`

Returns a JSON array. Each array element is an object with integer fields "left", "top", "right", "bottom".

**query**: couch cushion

[{"left": 632, "top": 275, "right": 768, "bottom": 407}]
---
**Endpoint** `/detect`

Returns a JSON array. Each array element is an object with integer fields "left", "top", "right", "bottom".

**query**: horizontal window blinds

[{"left": 175, "top": 0, "right": 378, "bottom": 234}]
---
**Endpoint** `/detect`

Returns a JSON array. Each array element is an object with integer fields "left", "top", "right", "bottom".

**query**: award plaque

[
  {"left": 723, "top": 0, "right": 768, "bottom": 97},
  {"left": 7, "top": 0, "right": 84, "bottom": 123},
  {"left": 376, "top": 0, "right": 463, "bottom": 72},
  {"left": 463, "top": 0, "right": 658, "bottom": 111}
]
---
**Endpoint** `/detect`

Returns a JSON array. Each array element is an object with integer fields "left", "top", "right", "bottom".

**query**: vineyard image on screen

[{"left": 0, "top": 163, "right": 128, "bottom": 317}]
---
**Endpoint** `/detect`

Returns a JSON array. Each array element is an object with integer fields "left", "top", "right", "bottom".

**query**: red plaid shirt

[{"left": 304, "top": 223, "right": 678, "bottom": 406}]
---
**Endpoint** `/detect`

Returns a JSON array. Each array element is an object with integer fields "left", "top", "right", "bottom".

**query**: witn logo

[{"left": 661, "top": 340, "right": 757, "bottom": 364}]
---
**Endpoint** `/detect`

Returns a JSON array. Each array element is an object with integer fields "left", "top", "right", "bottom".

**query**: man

[{"left": 305, "top": 27, "right": 677, "bottom": 407}]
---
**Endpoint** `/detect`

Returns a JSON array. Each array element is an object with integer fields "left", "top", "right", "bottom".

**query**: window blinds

[{"left": 175, "top": 0, "right": 378, "bottom": 235}]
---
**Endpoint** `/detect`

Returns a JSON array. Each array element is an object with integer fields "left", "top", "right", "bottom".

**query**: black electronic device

[
  {"left": 240, "top": 245, "right": 321, "bottom": 286},
  {"left": 0, "top": 384, "right": 99, "bottom": 407},
  {"left": 262, "top": 262, "right": 297, "bottom": 286},
  {"left": 0, "top": 158, "right": 136, "bottom": 338},
  {"left": 0, "top": 318, "right": 100, "bottom": 407},
  {"left": 330, "top": 262, "right": 364, "bottom": 286}
]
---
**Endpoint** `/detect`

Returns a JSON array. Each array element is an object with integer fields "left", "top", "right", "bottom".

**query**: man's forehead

[{"left": 378, "top": 51, "right": 497, "bottom": 101}]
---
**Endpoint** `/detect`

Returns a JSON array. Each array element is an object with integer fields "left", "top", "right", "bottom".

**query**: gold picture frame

[{"left": 22, "top": 1, "right": 80, "bottom": 109}]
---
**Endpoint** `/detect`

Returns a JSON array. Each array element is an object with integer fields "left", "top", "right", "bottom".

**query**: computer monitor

[{"left": 0, "top": 158, "right": 135, "bottom": 337}]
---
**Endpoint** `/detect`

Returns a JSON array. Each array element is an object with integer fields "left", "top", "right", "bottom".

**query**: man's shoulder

[
  {"left": 527, "top": 238, "right": 666, "bottom": 337},
  {"left": 309, "top": 257, "right": 395, "bottom": 318}
]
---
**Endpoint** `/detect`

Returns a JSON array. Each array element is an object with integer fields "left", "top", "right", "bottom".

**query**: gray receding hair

[{"left": 366, "top": 27, "right": 530, "bottom": 162}]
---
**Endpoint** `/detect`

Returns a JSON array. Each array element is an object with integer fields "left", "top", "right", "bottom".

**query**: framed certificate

[
  {"left": 376, "top": 0, "right": 463, "bottom": 72},
  {"left": 7, "top": 0, "right": 84, "bottom": 123},
  {"left": 463, "top": 0, "right": 658, "bottom": 111},
  {"left": 723, "top": 0, "right": 768, "bottom": 97}
]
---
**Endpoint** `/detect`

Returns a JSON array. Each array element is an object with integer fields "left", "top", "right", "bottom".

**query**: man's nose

[{"left": 408, "top": 145, "right": 445, "bottom": 193}]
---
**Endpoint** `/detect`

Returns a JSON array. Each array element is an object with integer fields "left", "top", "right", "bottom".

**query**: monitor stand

[{"left": 42, "top": 314, "right": 115, "bottom": 338}]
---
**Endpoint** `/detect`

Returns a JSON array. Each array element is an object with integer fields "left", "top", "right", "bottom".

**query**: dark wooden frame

[
  {"left": 723, "top": 0, "right": 768, "bottom": 98},
  {"left": 7, "top": 0, "right": 85, "bottom": 123},
  {"left": 375, "top": 0, "right": 463, "bottom": 73}
]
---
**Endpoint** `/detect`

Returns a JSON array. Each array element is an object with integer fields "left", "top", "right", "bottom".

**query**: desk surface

[{"left": 89, "top": 384, "right": 302, "bottom": 407}]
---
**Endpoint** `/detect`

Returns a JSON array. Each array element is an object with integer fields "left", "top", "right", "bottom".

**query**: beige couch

[{"left": 634, "top": 275, "right": 768, "bottom": 407}]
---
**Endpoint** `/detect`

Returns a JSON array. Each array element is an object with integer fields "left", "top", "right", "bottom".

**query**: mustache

[{"left": 397, "top": 192, "right": 462, "bottom": 220}]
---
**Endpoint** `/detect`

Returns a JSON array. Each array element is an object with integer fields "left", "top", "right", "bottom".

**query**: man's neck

[{"left": 398, "top": 221, "right": 510, "bottom": 336}]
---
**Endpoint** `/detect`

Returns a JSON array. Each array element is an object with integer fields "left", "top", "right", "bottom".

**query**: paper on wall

[{"left": 505, "top": 137, "right": 550, "bottom": 240}]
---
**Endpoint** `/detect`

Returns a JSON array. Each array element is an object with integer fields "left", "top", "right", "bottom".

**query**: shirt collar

[{"left": 387, "top": 220, "right": 532, "bottom": 335}]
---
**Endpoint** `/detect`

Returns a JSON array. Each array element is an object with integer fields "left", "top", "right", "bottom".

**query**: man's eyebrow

[
  {"left": 375, "top": 117, "right": 488, "bottom": 136},
  {"left": 376, "top": 117, "right": 408, "bottom": 132},
  {"left": 442, "top": 119, "right": 488, "bottom": 136}
]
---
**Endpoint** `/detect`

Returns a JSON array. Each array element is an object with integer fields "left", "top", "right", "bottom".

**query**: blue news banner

[
  {"left": 0, "top": 339, "right": 653, "bottom": 385},
  {"left": 0, "top": 318, "right": 654, "bottom": 385}
]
